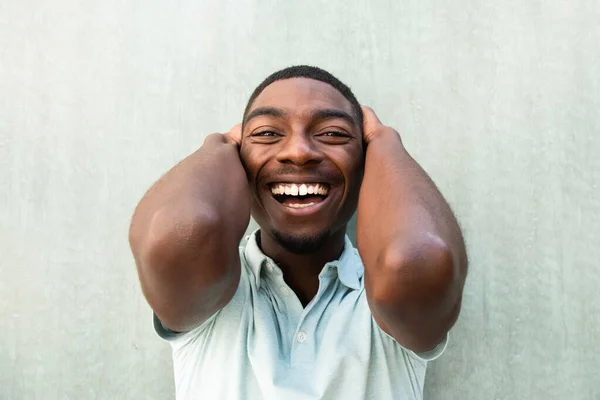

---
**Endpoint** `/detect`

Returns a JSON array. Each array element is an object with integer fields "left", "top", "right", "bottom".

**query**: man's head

[{"left": 240, "top": 66, "right": 364, "bottom": 254}]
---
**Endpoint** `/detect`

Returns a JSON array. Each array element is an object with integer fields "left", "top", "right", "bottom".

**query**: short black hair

[{"left": 242, "top": 65, "right": 363, "bottom": 133}]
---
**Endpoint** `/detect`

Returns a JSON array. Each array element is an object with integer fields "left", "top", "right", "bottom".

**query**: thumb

[
  {"left": 360, "top": 105, "right": 383, "bottom": 144},
  {"left": 225, "top": 123, "right": 242, "bottom": 147}
]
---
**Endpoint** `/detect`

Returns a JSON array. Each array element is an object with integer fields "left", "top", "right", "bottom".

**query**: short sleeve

[
  {"left": 371, "top": 311, "right": 450, "bottom": 363},
  {"left": 154, "top": 313, "right": 180, "bottom": 340},
  {"left": 153, "top": 311, "right": 221, "bottom": 342},
  {"left": 408, "top": 331, "right": 449, "bottom": 362}
]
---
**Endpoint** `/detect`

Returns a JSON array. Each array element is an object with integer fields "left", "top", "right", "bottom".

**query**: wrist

[{"left": 204, "top": 132, "right": 227, "bottom": 145}]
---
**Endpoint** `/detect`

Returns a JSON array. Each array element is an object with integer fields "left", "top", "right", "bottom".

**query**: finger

[
  {"left": 229, "top": 123, "right": 242, "bottom": 133},
  {"left": 360, "top": 105, "right": 382, "bottom": 127},
  {"left": 226, "top": 123, "right": 242, "bottom": 146}
]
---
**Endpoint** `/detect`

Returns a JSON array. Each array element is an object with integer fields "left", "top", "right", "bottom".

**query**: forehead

[{"left": 249, "top": 78, "right": 354, "bottom": 116}]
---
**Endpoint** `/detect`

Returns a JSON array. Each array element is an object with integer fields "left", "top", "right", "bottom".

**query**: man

[{"left": 129, "top": 65, "right": 468, "bottom": 399}]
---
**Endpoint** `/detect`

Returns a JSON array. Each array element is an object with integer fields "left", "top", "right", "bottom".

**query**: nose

[{"left": 276, "top": 132, "right": 323, "bottom": 166}]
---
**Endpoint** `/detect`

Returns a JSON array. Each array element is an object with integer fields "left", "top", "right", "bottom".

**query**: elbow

[
  {"left": 133, "top": 205, "right": 221, "bottom": 275},
  {"left": 368, "top": 236, "right": 464, "bottom": 350},
  {"left": 372, "top": 234, "right": 460, "bottom": 308},
  {"left": 129, "top": 205, "right": 239, "bottom": 332}
]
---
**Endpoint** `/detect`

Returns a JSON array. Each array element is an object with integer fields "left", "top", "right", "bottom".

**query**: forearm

[
  {"left": 357, "top": 129, "right": 465, "bottom": 268},
  {"left": 129, "top": 133, "right": 250, "bottom": 329},
  {"left": 357, "top": 128, "right": 467, "bottom": 345}
]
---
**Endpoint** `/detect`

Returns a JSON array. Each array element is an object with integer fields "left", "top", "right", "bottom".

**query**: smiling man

[{"left": 129, "top": 66, "right": 468, "bottom": 400}]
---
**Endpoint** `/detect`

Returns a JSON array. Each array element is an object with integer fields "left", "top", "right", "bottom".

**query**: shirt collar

[{"left": 243, "top": 230, "right": 364, "bottom": 290}]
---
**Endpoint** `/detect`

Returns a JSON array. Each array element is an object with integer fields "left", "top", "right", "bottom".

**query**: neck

[{"left": 258, "top": 228, "right": 347, "bottom": 306}]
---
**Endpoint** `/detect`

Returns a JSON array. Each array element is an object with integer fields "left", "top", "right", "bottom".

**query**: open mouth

[{"left": 270, "top": 183, "right": 329, "bottom": 209}]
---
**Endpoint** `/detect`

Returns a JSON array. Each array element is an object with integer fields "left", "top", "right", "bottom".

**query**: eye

[
  {"left": 249, "top": 130, "right": 283, "bottom": 143},
  {"left": 320, "top": 131, "right": 350, "bottom": 138},
  {"left": 251, "top": 131, "right": 280, "bottom": 137},
  {"left": 316, "top": 131, "right": 352, "bottom": 143}
]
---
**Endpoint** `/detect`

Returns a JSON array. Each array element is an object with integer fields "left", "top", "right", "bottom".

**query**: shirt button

[
  {"left": 265, "top": 263, "right": 274, "bottom": 273},
  {"left": 296, "top": 331, "right": 307, "bottom": 343},
  {"left": 280, "top": 286, "right": 290, "bottom": 295}
]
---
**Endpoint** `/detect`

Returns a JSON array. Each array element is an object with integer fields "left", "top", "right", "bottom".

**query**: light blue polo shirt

[{"left": 155, "top": 230, "right": 448, "bottom": 400}]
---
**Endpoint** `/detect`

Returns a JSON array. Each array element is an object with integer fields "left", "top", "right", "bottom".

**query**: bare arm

[
  {"left": 128, "top": 126, "right": 250, "bottom": 332},
  {"left": 357, "top": 107, "right": 468, "bottom": 352}
]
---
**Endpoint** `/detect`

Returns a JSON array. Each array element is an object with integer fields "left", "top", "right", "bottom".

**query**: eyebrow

[
  {"left": 244, "top": 107, "right": 356, "bottom": 127},
  {"left": 309, "top": 108, "right": 356, "bottom": 127},
  {"left": 244, "top": 107, "right": 288, "bottom": 125}
]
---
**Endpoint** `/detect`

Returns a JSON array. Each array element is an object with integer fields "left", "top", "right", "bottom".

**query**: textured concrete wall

[{"left": 1, "top": 1, "right": 599, "bottom": 399}]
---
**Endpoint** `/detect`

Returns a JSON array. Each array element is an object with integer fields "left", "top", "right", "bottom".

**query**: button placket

[
  {"left": 289, "top": 281, "right": 327, "bottom": 364},
  {"left": 290, "top": 322, "right": 314, "bottom": 365}
]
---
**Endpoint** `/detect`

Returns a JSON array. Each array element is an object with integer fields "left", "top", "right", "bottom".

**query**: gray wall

[{"left": 1, "top": 1, "right": 599, "bottom": 399}]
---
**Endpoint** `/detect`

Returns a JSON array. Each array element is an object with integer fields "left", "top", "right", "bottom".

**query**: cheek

[
  {"left": 239, "top": 148, "right": 262, "bottom": 181},
  {"left": 352, "top": 159, "right": 365, "bottom": 185},
  {"left": 338, "top": 150, "right": 365, "bottom": 184},
  {"left": 340, "top": 157, "right": 365, "bottom": 209}
]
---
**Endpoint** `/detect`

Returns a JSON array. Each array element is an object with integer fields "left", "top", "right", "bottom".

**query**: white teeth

[{"left": 270, "top": 183, "right": 329, "bottom": 196}]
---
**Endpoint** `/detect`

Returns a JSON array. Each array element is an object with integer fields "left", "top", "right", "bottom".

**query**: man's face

[{"left": 240, "top": 78, "right": 364, "bottom": 253}]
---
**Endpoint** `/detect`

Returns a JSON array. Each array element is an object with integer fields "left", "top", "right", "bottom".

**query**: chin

[{"left": 270, "top": 228, "right": 331, "bottom": 255}]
